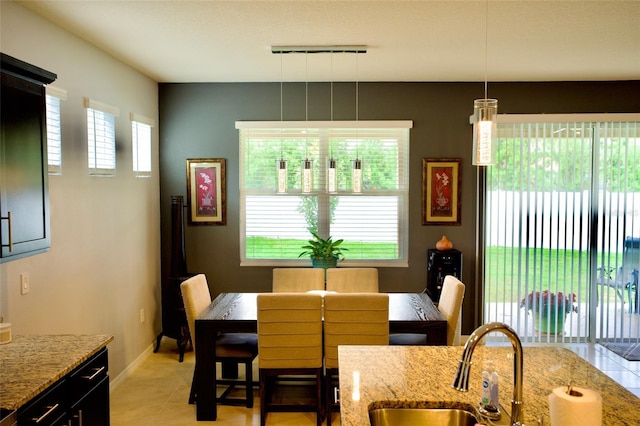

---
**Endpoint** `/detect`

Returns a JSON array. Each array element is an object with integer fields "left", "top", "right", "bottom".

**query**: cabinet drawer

[
  {"left": 17, "top": 380, "right": 66, "bottom": 426},
  {"left": 68, "top": 348, "right": 108, "bottom": 402}
]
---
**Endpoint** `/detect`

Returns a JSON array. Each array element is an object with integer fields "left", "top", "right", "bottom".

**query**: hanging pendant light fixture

[
  {"left": 472, "top": 0, "right": 498, "bottom": 166},
  {"left": 276, "top": 53, "right": 288, "bottom": 193},
  {"left": 352, "top": 51, "right": 363, "bottom": 193},
  {"left": 327, "top": 52, "right": 338, "bottom": 193},
  {"left": 302, "top": 51, "right": 313, "bottom": 193}
]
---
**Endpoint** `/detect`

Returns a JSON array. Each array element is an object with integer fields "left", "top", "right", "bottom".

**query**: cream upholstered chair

[
  {"left": 325, "top": 268, "right": 379, "bottom": 293},
  {"left": 257, "top": 293, "right": 324, "bottom": 426},
  {"left": 323, "top": 293, "right": 389, "bottom": 426},
  {"left": 180, "top": 274, "right": 258, "bottom": 407},
  {"left": 272, "top": 268, "right": 325, "bottom": 292},
  {"left": 389, "top": 275, "right": 465, "bottom": 346},
  {"left": 438, "top": 274, "right": 466, "bottom": 346}
]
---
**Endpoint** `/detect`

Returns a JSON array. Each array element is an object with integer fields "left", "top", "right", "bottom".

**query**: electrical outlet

[
  {"left": 20, "top": 273, "right": 30, "bottom": 295},
  {"left": 139, "top": 308, "right": 145, "bottom": 323}
]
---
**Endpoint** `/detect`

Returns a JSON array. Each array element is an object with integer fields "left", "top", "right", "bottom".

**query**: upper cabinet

[{"left": 1, "top": 53, "right": 56, "bottom": 262}]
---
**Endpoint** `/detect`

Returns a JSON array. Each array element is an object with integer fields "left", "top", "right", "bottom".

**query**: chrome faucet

[{"left": 452, "top": 322, "right": 525, "bottom": 426}]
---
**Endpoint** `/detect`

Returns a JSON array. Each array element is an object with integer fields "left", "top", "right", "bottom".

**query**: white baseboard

[{"left": 109, "top": 342, "right": 155, "bottom": 393}]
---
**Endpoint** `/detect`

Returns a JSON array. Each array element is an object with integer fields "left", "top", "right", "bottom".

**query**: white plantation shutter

[
  {"left": 237, "top": 121, "right": 411, "bottom": 266},
  {"left": 85, "top": 98, "right": 119, "bottom": 176},
  {"left": 131, "top": 113, "right": 155, "bottom": 177},
  {"left": 45, "top": 86, "right": 66, "bottom": 174}
]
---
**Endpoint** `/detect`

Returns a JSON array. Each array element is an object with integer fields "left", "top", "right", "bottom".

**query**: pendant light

[
  {"left": 276, "top": 54, "right": 287, "bottom": 193},
  {"left": 472, "top": 0, "right": 497, "bottom": 166},
  {"left": 352, "top": 51, "right": 362, "bottom": 193},
  {"left": 327, "top": 52, "right": 337, "bottom": 193},
  {"left": 302, "top": 51, "right": 313, "bottom": 193}
]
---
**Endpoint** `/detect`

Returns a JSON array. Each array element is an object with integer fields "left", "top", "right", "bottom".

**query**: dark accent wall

[{"left": 159, "top": 80, "right": 640, "bottom": 333}]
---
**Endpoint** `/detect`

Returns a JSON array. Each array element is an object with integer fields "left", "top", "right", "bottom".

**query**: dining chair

[
  {"left": 438, "top": 274, "right": 466, "bottom": 345},
  {"left": 323, "top": 292, "right": 389, "bottom": 426},
  {"left": 325, "top": 268, "right": 379, "bottom": 292},
  {"left": 256, "top": 293, "right": 324, "bottom": 426},
  {"left": 180, "top": 274, "right": 258, "bottom": 407},
  {"left": 272, "top": 268, "right": 325, "bottom": 292},
  {"left": 389, "top": 275, "right": 465, "bottom": 346}
]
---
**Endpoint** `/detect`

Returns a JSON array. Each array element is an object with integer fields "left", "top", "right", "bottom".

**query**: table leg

[
  {"left": 195, "top": 321, "right": 217, "bottom": 421},
  {"left": 426, "top": 325, "right": 447, "bottom": 346}
]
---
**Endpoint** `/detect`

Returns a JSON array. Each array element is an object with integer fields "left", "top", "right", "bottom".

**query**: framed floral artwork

[
  {"left": 422, "top": 158, "right": 461, "bottom": 225},
  {"left": 186, "top": 158, "right": 226, "bottom": 225}
]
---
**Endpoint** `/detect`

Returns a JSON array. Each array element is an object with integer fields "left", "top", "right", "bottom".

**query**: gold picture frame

[
  {"left": 186, "top": 158, "right": 226, "bottom": 225},
  {"left": 422, "top": 158, "right": 461, "bottom": 225}
]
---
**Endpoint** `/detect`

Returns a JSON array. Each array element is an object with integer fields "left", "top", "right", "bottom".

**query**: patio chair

[{"left": 596, "top": 237, "right": 640, "bottom": 314}]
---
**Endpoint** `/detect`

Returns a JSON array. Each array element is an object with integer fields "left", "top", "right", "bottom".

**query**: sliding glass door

[{"left": 483, "top": 117, "right": 640, "bottom": 343}]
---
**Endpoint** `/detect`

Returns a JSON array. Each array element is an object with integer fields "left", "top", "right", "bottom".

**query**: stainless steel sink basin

[{"left": 369, "top": 407, "right": 480, "bottom": 426}]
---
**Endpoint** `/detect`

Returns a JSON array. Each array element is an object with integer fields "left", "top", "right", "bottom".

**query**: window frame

[{"left": 237, "top": 120, "right": 412, "bottom": 267}]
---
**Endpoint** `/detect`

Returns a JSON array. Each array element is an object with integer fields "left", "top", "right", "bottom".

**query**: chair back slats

[
  {"left": 325, "top": 268, "right": 379, "bottom": 292},
  {"left": 323, "top": 293, "right": 389, "bottom": 369},
  {"left": 438, "top": 275, "right": 466, "bottom": 346},
  {"left": 272, "top": 268, "right": 325, "bottom": 292},
  {"left": 257, "top": 293, "right": 323, "bottom": 369},
  {"left": 180, "top": 274, "right": 212, "bottom": 351}
]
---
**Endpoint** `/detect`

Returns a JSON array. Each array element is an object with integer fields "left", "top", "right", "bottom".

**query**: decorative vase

[
  {"left": 532, "top": 310, "right": 567, "bottom": 336},
  {"left": 312, "top": 257, "right": 338, "bottom": 270},
  {"left": 436, "top": 235, "right": 453, "bottom": 251}
]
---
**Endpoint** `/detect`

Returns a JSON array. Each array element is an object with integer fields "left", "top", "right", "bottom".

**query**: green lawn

[{"left": 245, "top": 236, "right": 398, "bottom": 259}]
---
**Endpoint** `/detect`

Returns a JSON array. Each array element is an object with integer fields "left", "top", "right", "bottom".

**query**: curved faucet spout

[{"left": 451, "top": 322, "right": 524, "bottom": 426}]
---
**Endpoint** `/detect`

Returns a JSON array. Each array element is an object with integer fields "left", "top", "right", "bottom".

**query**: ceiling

[{"left": 18, "top": 0, "right": 640, "bottom": 83}]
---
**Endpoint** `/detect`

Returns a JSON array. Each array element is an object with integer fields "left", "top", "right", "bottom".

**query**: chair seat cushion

[{"left": 216, "top": 333, "right": 258, "bottom": 358}]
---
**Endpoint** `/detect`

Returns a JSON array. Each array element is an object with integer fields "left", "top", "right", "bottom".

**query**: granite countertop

[
  {"left": 0, "top": 334, "right": 113, "bottom": 410},
  {"left": 338, "top": 345, "right": 640, "bottom": 426}
]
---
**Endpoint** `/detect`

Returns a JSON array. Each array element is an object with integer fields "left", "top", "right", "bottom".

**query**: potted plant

[
  {"left": 520, "top": 290, "right": 578, "bottom": 335},
  {"left": 298, "top": 231, "right": 347, "bottom": 270}
]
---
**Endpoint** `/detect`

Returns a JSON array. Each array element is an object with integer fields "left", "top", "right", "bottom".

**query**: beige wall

[{"left": 0, "top": 2, "right": 160, "bottom": 381}]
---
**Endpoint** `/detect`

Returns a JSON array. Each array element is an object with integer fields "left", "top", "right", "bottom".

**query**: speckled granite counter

[
  {"left": 339, "top": 345, "right": 640, "bottom": 426},
  {"left": 0, "top": 334, "right": 113, "bottom": 410}
]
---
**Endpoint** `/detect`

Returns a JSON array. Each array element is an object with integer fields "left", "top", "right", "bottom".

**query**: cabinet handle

[
  {"left": 32, "top": 403, "right": 60, "bottom": 423},
  {"left": 1, "top": 212, "right": 12, "bottom": 252},
  {"left": 81, "top": 366, "right": 105, "bottom": 381}
]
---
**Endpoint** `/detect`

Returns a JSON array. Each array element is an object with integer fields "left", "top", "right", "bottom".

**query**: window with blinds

[
  {"left": 45, "top": 86, "right": 66, "bottom": 175},
  {"left": 131, "top": 113, "right": 154, "bottom": 178},
  {"left": 85, "top": 98, "right": 119, "bottom": 176},
  {"left": 237, "top": 121, "right": 412, "bottom": 266}
]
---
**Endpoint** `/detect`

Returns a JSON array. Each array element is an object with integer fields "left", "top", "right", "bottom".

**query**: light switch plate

[{"left": 20, "top": 273, "right": 30, "bottom": 295}]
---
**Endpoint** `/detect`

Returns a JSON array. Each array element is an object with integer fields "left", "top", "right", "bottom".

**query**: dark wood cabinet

[
  {"left": 0, "top": 53, "right": 56, "bottom": 262},
  {"left": 16, "top": 348, "right": 109, "bottom": 426}
]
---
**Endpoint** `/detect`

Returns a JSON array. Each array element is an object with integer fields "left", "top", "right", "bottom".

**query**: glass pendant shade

[
  {"left": 352, "top": 159, "right": 362, "bottom": 193},
  {"left": 277, "top": 159, "right": 287, "bottom": 193},
  {"left": 302, "top": 159, "right": 313, "bottom": 193},
  {"left": 472, "top": 98, "right": 498, "bottom": 166},
  {"left": 327, "top": 158, "right": 337, "bottom": 193}
]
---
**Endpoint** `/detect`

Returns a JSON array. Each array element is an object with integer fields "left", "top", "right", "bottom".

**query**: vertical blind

[
  {"left": 236, "top": 121, "right": 411, "bottom": 266},
  {"left": 484, "top": 117, "right": 640, "bottom": 343}
]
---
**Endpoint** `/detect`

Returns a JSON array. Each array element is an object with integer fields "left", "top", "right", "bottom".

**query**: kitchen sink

[{"left": 369, "top": 407, "right": 480, "bottom": 426}]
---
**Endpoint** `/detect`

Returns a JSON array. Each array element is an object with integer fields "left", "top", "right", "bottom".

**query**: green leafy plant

[{"left": 298, "top": 231, "right": 347, "bottom": 260}]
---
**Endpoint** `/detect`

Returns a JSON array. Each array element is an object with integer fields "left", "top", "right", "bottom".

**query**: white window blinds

[
  {"left": 237, "top": 120, "right": 412, "bottom": 266},
  {"left": 45, "top": 86, "right": 67, "bottom": 175},
  {"left": 131, "top": 113, "right": 155, "bottom": 177},
  {"left": 85, "top": 98, "right": 119, "bottom": 176}
]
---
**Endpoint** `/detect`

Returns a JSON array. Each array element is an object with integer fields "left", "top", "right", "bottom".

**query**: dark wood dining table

[{"left": 194, "top": 292, "right": 446, "bottom": 421}]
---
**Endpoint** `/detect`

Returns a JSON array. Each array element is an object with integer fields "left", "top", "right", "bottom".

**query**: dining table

[{"left": 194, "top": 292, "right": 447, "bottom": 421}]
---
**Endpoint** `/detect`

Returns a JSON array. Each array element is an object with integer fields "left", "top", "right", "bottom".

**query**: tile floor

[{"left": 110, "top": 338, "right": 640, "bottom": 425}]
